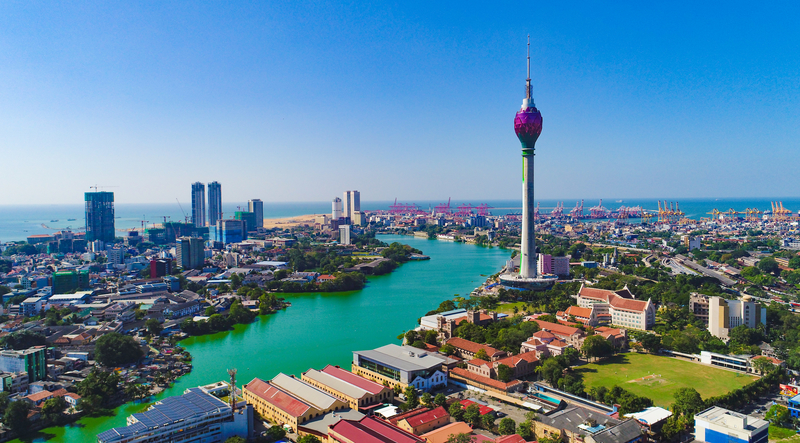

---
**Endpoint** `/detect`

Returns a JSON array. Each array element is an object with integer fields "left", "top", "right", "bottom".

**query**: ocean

[{"left": 1, "top": 198, "right": 799, "bottom": 242}]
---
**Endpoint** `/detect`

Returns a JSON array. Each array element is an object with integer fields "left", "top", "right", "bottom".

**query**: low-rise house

[
  {"left": 420, "top": 421, "right": 473, "bottom": 443},
  {"left": 396, "top": 406, "right": 450, "bottom": 435}
]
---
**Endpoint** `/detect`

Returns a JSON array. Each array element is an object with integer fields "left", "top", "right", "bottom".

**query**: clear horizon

[{"left": 2, "top": 1, "right": 798, "bottom": 205}]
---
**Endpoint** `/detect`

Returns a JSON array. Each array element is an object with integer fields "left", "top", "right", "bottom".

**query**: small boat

[
  {"left": 67, "top": 218, "right": 76, "bottom": 221},
  {"left": 50, "top": 219, "right": 59, "bottom": 222}
]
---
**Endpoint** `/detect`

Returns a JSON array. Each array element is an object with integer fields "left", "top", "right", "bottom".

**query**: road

[
  {"left": 661, "top": 257, "right": 699, "bottom": 276},
  {"left": 674, "top": 255, "right": 738, "bottom": 286}
]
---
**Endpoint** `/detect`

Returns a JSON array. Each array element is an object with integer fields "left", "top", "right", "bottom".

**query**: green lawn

[
  {"left": 575, "top": 353, "right": 756, "bottom": 407},
  {"left": 496, "top": 302, "right": 530, "bottom": 314},
  {"left": 770, "top": 425, "right": 798, "bottom": 441}
]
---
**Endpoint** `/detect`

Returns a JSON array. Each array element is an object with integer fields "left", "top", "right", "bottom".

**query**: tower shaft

[{"left": 521, "top": 152, "right": 537, "bottom": 278}]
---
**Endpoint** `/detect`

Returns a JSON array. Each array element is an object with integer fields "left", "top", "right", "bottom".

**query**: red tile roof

[
  {"left": 389, "top": 407, "right": 430, "bottom": 425},
  {"left": 458, "top": 399, "right": 495, "bottom": 415},
  {"left": 321, "top": 365, "right": 385, "bottom": 395},
  {"left": 531, "top": 320, "right": 582, "bottom": 338},
  {"left": 244, "top": 377, "right": 310, "bottom": 417},
  {"left": 447, "top": 337, "right": 504, "bottom": 357},
  {"left": 496, "top": 351, "right": 538, "bottom": 367},
  {"left": 451, "top": 368, "right": 522, "bottom": 392},
  {"left": 331, "top": 415, "right": 424, "bottom": 443},
  {"left": 467, "top": 358, "right": 492, "bottom": 367},
  {"left": 496, "top": 435, "right": 527, "bottom": 443},
  {"left": 532, "top": 331, "right": 555, "bottom": 340},
  {"left": 578, "top": 286, "right": 649, "bottom": 312},
  {"left": 404, "top": 406, "right": 449, "bottom": 427},
  {"left": 565, "top": 306, "right": 592, "bottom": 319}
]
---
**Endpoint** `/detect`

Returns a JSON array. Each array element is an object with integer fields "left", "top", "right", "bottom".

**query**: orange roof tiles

[
  {"left": 531, "top": 320, "right": 582, "bottom": 338},
  {"left": 450, "top": 367, "right": 522, "bottom": 391},
  {"left": 447, "top": 337, "right": 504, "bottom": 357},
  {"left": 565, "top": 306, "right": 593, "bottom": 319}
]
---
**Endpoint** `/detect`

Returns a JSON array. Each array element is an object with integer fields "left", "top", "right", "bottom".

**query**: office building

[
  {"left": 53, "top": 270, "right": 90, "bottom": 294},
  {"left": 217, "top": 219, "right": 244, "bottom": 244},
  {"left": 149, "top": 259, "right": 172, "bottom": 279},
  {"left": 107, "top": 248, "right": 124, "bottom": 266},
  {"left": 97, "top": 387, "right": 252, "bottom": 443},
  {"left": 0, "top": 347, "right": 47, "bottom": 383},
  {"left": 85, "top": 191, "right": 115, "bottom": 243},
  {"left": 191, "top": 182, "right": 206, "bottom": 227},
  {"left": 234, "top": 211, "right": 257, "bottom": 237},
  {"left": 343, "top": 191, "right": 360, "bottom": 220},
  {"left": 177, "top": 237, "right": 205, "bottom": 270},
  {"left": 208, "top": 181, "right": 222, "bottom": 227},
  {"left": 351, "top": 344, "right": 451, "bottom": 391},
  {"left": 499, "top": 39, "right": 555, "bottom": 291},
  {"left": 537, "top": 254, "right": 570, "bottom": 276},
  {"left": 248, "top": 199, "right": 263, "bottom": 229},
  {"left": 332, "top": 197, "right": 343, "bottom": 220},
  {"left": 694, "top": 407, "right": 767, "bottom": 443},
  {"left": 339, "top": 225, "right": 351, "bottom": 245},
  {"left": 708, "top": 295, "right": 766, "bottom": 340}
]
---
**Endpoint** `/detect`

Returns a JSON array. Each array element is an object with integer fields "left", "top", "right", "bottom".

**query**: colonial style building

[{"left": 576, "top": 284, "right": 655, "bottom": 330}]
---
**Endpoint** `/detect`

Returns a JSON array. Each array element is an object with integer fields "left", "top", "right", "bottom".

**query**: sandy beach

[{"left": 262, "top": 214, "right": 321, "bottom": 229}]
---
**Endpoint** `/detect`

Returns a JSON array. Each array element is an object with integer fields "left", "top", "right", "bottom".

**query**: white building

[
  {"left": 352, "top": 344, "right": 452, "bottom": 391},
  {"left": 708, "top": 295, "right": 766, "bottom": 340},
  {"left": 343, "top": 191, "right": 360, "bottom": 220},
  {"left": 695, "top": 407, "right": 767, "bottom": 443},
  {"left": 576, "top": 285, "right": 655, "bottom": 330},
  {"left": 107, "top": 248, "right": 124, "bottom": 265},
  {"left": 332, "top": 197, "right": 343, "bottom": 220},
  {"left": 339, "top": 225, "right": 351, "bottom": 246}
]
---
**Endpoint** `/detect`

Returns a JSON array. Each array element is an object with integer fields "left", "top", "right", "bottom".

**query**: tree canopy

[{"left": 95, "top": 332, "right": 144, "bottom": 367}]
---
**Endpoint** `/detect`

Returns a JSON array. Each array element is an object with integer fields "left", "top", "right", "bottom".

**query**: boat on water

[
  {"left": 67, "top": 218, "right": 76, "bottom": 221},
  {"left": 50, "top": 219, "right": 58, "bottom": 222}
]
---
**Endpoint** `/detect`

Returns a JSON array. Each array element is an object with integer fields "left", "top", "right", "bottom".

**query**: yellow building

[
  {"left": 300, "top": 365, "right": 393, "bottom": 410},
  {"left": 243, "top": 373, "right": 348, "bottom": 432}
]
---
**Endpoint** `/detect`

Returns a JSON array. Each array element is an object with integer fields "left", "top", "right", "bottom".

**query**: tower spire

[{"left": 524, "top": 35, "right": 534, "bottom": 107}]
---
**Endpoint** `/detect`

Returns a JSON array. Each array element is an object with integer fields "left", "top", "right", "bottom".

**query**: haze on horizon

[{"left": 1, "top": 1, "right": 798, "bottom": 206}]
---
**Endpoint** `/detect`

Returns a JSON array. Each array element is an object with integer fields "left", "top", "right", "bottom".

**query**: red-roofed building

[
  {"left": 329, "top": 415, "right": 424, "bottom": 443},
  {"left": 397, "top": 406, "right": 450, "bottom": 435},
  {"left": 559, "top": 306, "right": 596, "bottom": 326},
  {"left": 450, "top": 367, "right": 524, "bottom": 394},
  {"left": 576, "top": 284, "right": 655, "bottom": 330},
  {"left": 446, "top": 337, "right": 506, "bottom": 361},
  {"left": 243, "top": 376, "right": 347, "bottom": 432},
  {"left": 595, "top": 327, "right": 628, "bottom": 349},
  {"left": 495, "top": 435, "right": 528, "bottom": 443}
]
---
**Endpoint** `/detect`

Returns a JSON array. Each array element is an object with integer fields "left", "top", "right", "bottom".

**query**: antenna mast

[{"left": 228, "top": 368, "right": 237, "bottom": 419}]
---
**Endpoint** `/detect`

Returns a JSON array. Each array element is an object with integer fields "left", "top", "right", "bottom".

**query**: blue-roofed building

[
  {"left": 97, "top": 387, "right": 252, "bottom": 443},
  {"left": 788, "top": 394, "right": 800, "bottom": 417}
]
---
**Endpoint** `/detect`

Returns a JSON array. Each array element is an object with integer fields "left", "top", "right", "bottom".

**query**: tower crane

[{"left": 176, "top": 198, "right": 190, "bottom": 223}]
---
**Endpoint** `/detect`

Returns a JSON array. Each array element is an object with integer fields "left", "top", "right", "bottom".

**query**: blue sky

[{"left": 1, "top": 1, "right": 798, "bottom": 205}]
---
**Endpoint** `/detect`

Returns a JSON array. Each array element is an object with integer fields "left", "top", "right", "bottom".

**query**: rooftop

[
  {"left": 97, "top": 388, "right": 229, "bottom": 443},
  {"left": 320, "top": 365, "right": 387, "bottom": 395},
  {"left": 354, "top": 344, "right": 451, "bottom": 373},
  {"left": 270, "top": 373, "right": 340, "bottom": 411},
  {"left": 695, "top": 406, "right": 768, "bottom": 431}
]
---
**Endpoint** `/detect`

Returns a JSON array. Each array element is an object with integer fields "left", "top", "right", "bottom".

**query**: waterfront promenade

[{"left": 19, "top": 235, "right": 510, "bottom": 443}]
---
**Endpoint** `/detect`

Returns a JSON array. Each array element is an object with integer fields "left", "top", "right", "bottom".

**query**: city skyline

[{"left": 1, "top": 1, "right": 799, "bottom": 205}]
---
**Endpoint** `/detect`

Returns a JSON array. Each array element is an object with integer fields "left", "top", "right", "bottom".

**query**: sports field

[{"left": 575, "top": 353, "right": 756, "bottom": 407}]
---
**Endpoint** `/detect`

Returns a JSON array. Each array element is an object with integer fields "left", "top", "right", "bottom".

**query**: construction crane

[
  {"left": 140, "top": 216, "right": 149, "bottom": 234},
  {"left": 176, "top": 198, "right": 190, "bottom": 223},
  {"left": 89, "top": 185, "right": 119, "bottom": 192}
]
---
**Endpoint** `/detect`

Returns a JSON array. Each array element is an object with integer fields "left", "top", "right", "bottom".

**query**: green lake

[{"left": 22, "top": 235, "right": 511, "bottom": 442}]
